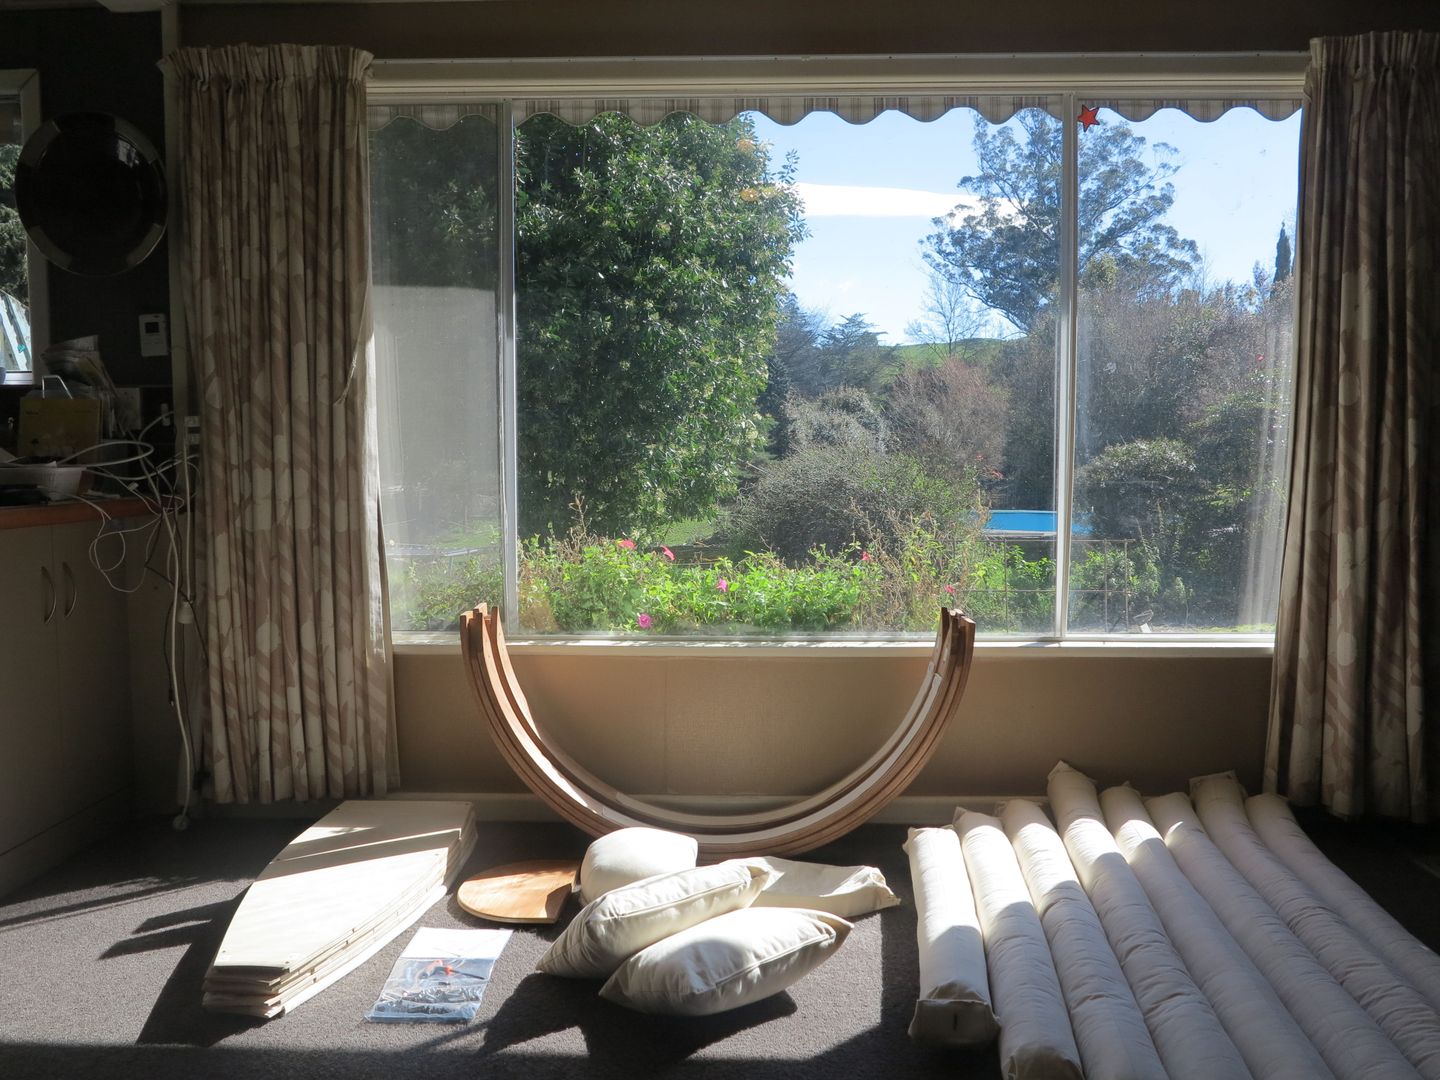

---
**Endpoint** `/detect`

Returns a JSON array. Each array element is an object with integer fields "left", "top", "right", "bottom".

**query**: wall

[
  {"left": 0, "top": 9, "right": 170, "bottom": 393},
  {"left": 128, "top": 1, "right": 1428, "bottom": 810},
  {"left": 182, "top": 0, "right": 1440, "bottom": 57},
  {"left": 398, "top": 645, "right": 1273, "bottom": 803},
  {"left": 153, "top": 0, "right": 1340, "bottom": 811},
  {"left": 1, "top": 8, "right": 175, "bottom": 837}
]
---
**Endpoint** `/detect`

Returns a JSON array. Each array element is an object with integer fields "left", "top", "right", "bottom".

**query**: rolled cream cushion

[
  {"left": 954, "top": 809, "right": 1082, "bottom": 1080},
  {"left": 599, "top": 906, "right": 851, "bottom": 1017},
  {"left": 1189, "top": 777, "right": 1440, "bottom": 1076},
  {"left": 1045, "top": 761, "right": 1249, "bottom": 1080},
  {"left": 577, "top": 827, "right": 699, "bottom": 904},
  {"left": 538, "top": 860, "right": 769, "bottom": 980},
  {"left": 997, "top": 799, "right": 1166, "bottom": 1080},
  {"left": 903, "top": 826, "right": 998, "bottom": 1048},
  {"left": 1243, "top": 787, "right": 1440, "bottom": 1019},
  {"left": 1143, "top": 791, "right": 1422, "bottom": 1080},
  {"left": 1099, "top": 783, "right": 1333, "bottom": 1080},
  {"left": 747, "top": 856, "right": 900, "bottom": 918}
]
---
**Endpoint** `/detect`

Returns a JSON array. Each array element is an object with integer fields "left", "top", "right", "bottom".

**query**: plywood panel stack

[{"left": 203, "top": 800, "right": 477, "bottom": 1018}]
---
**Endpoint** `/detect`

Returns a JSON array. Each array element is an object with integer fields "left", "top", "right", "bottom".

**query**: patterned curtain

[
  {"left": 164, "top": 45, "right": 398, "bottom": 802},
  {"left": 1266, "top": 31, "right": 1440, "bottom": 821}
]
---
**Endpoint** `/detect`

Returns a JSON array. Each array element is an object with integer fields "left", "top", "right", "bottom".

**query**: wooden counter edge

[{"left": 0, "top": 497, "right": 167, "bottom": 532}]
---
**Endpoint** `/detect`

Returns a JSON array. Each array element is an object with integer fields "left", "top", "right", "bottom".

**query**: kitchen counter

[{"left": 0, "top": 496, "right": 163, "bottom": 531}]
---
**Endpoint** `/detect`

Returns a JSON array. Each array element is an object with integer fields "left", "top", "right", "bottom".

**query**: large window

[
  {"left": 370, "top": 108, "right": 503, "bottom": 631},
  {"left": 370, "top": 59, "right": 1301, "bottom": 641}
]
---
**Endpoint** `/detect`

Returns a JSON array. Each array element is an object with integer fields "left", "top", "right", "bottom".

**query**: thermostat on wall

[{"left": 139, "top": 313, "right": 168, "bottom": 357}]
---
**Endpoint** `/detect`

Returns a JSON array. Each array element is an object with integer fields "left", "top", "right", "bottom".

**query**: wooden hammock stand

[{"left": 461, "top": 604, "right": 977, "bottom": 857}]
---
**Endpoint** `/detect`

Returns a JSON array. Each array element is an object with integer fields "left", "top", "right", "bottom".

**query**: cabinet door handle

[
  {"left": 62, "top": 561, "right": 78, "bottom": 618},
  {"left": 41, "top": 565, "right": 57, "bottom": 624}
]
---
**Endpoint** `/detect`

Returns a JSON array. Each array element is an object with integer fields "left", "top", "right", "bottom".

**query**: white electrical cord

[
  {"left": 166, "top": 446, "right": 194, "bottom": 832},
  {"left": 34, "top": 417, "right": 200, "bottom": 831}
]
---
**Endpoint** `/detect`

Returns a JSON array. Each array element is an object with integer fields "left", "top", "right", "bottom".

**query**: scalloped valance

[{"left": 369, "top": 91, "right": 1301, "bottom": 133}]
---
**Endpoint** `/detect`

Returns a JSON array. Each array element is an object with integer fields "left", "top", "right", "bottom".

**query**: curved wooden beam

[{"left": 461, "top": 605, "right": 975, "bottom": 857}]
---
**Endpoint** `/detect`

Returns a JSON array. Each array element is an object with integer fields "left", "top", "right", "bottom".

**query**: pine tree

[{"left": 1273, "top": 225, "right": 1292, "bottom": 284}]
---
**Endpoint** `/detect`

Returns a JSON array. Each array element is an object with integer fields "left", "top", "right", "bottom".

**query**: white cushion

[
  {"left": 578, "top": 827, "right": 698, "bottom": 904},
  {"left": 998, "top": 800, "right": 1165, "bottom": 1078},
  {"left": 1046, "top": 761, "right": 1250, "bottom": 1080},
  {"left": 955, "top": 809, "right": 1083, "bottom": 1080},
  {"left": 903, "top": 826, "right": 998, "bottom": 1048},
  {"left": 747, "top": 856, "right": 900, "bottom": 917},
  {"left": 599, "top": 907, "right": 851, "bottom": 1016},
  {"left": 537, "top": 861, "right": 768, "bottom": 979}
]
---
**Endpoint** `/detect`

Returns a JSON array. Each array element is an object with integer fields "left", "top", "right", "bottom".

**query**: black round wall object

[{"left": 14, "top": 112, "right": 167, "bottom": 277}]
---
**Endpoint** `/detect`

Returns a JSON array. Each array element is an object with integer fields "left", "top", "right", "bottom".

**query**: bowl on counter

[{"left": 0, "top": 462, "right": 90, "bottom": 498}]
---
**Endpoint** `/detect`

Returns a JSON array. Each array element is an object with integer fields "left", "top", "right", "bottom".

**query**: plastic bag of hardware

[{"left": 365, "top": 927, "right": 512, "bottom": 1023}]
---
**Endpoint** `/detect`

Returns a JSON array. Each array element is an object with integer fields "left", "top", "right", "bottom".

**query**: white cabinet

[
  {"left": 0, "top": 516, "right": 134, "bottom": 862},
  {"left": 0, "top": 525, "right": 68, "bottom": 854}
]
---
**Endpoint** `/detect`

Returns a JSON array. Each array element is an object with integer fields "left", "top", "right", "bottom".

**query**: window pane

[
  {"left": 1068, "top": 107, "right": 1299, "bottom": 633},
  {"left": 370, "top": 109, "right": 503, "bottom": 631},
  {"left": 1, "top": 115, "right": 32, "bottom": 379},
  {"left": 514, "top": 105, "right": 1059, "bottom": 637}
]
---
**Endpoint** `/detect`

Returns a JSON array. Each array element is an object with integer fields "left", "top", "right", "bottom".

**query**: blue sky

[{"left": 749, "top": 105, "right": 1301, "bottom": 343}]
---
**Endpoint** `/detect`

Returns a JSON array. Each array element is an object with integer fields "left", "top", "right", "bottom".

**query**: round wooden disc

[{"left": 457, "top": 859, "right": 580, "bottom": 924}]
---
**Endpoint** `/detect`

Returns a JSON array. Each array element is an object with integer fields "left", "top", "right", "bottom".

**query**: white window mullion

[
  {"left": 1052, "top": 92, "right": 1080, "bottom": 640},
  {"left": 499, "top": 101, "right": 521, "bottom": 632}
]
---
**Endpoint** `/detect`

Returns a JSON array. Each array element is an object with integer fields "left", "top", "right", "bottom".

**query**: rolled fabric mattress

[
  {"left": 999, "top": 799, "right": 1166, "bottom": 1080},
  {"left": 1100, "top": 784, "right": 1333, "bottom": 1080},
  {"left": 1145, "top": 791, "right": 1419, "bottom": 1080},
  {"left": 1246, "top": 790, "right": 1440, "bottom": 1018},
  {"left": 903, "top": 826, "right": 999, "bottom": 1047},
  {"left": 956, "top": 810, "right": 1082, "bottom": 1080},
  {"left": 1047, "top": 762, "right": 1250, "bottom": 1080},
  {"left": 1189, "top": 776, "right": 1440, "bottom": 1076}
]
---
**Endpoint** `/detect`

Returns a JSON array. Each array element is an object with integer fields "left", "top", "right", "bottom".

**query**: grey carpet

[{"left": 0, "top": 811, "right": 1435, "bottom": 1080}]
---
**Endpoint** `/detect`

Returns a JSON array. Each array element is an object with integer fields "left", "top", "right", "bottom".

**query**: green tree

[
  {"left": 776, "top": 310, "right": 898, "bottom": 399},
  {"left": 515, "top": 112, "right": 805, "bottom": 538},
  {"left": 724, "top": 387, "right": 975, "bottom": 564},
  {"left": 370, "top": 115, "right": 499, "bottom": 291},
  {"left": 1273, "top": 225, "right": 1292, "bottom": 285},
  {"left": 885, "top": 355, "right": 1008, "bottom": 487},
  {"left": 985, "top": 323, "right": 1056, "bottom": 510},
  {"left": 1074, "top": 437, "right": 1203, "bottom": 621},
  {"left": 903, "top": 268, "right": 988, "bottom": 366},
  {"left": 758, "top": 293, "right": 825, "bottom": 456},
  {"left": 923, "top": 111, "right": 1198, "bottom": 334},
  {"left": 1, "top": 143, "right": 27, "bottom": 303},
  {"left": 1078, "top": 279, "right": 1250, "bottom": 454}
]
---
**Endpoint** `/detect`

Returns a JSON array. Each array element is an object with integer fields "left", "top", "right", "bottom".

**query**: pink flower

[
  {"left": 860, "top": 551, "right": 872, "bottom": 562},
  {"left": 661, "top": 546, "right": 675, "bottom": 561},
  {"left": 636, "top": 612, "right": 653, "bottom": 629},
  {"left": 944, "top": 584, "right": 956, "bottom": 596},
  {"left": 716, "top": 578, "right": 729, "bottom": 593},
  {"left": 617, "top": 539, "right": 636, "bottom": 550}
]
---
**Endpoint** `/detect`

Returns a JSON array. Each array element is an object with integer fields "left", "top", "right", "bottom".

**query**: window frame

[
  {"left": 0, "top": 67, "right": 47, "bottom": 387},
  {"left": 369, "top": 52, "right": 1306, "bottom": 651}
]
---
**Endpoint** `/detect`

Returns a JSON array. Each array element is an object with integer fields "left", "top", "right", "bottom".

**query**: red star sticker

[{"left": 1078, "top": 105, "right": 1101, "bottom": 130}]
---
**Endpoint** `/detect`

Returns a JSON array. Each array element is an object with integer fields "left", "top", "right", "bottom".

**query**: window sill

[{"left": 393, "top": 632, "right": 1273, "bottom": 660}]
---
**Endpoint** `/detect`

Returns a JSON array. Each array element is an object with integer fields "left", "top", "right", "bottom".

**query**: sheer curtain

[
  {"left": 165, "top": 45, "right": 397, "bottom": 802},
  {"left": 1266, "top": 31, "right": 1440, "bottom": 821}
]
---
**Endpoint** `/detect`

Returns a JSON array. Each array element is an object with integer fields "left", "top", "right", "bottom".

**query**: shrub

[
  {"left": 960, "top": 542, "right": 1055, "bottom": 633},
  {"left": 395, "top": 517, "right": 1065, "bottom": 638},
  {"left": 392, "top": 554, "right": 503, "bottom": 631},
  {"left": 723, "top": 442, "right": 976, "bottom": 564}
]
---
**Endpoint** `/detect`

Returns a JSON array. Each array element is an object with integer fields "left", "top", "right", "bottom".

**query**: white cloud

[{"left": 792, "top": 182, "right": 977, "bottom": 219}]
